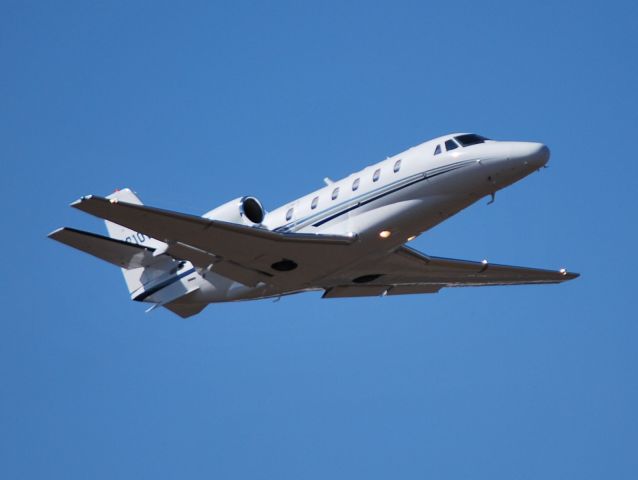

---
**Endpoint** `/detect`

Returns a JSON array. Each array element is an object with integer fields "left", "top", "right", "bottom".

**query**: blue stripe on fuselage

[
  {"left": 275, "top": 159, "right": 475, "bottom": 233},
  {"left": 133, "top": 267, "right": 197, "bottom": 302}
]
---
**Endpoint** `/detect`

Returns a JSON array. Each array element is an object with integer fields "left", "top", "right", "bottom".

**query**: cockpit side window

[
  {"left": 455, "top": 134, "right": 488, "bottom": 147},
  {"left": 445, "top": 139, "right": 459, "bottom": 151},
  {"left": 434, "top": 144, "right": 442, "bottom": 155}
]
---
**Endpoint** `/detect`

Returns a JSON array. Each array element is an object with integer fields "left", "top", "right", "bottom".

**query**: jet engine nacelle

[{"left": 202, "top": 196, "right": 266, "bottom": 226}]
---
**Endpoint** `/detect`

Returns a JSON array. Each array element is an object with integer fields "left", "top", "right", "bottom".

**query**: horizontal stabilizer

[
  {"left": 162, "top": 290, "right": 207, "bottom": 318},
  {"left": 48, "top": 227, "right": 159, "bottom": 269},
  {"left": 163, "top": 301, "right": 207, "bottom": 318}
]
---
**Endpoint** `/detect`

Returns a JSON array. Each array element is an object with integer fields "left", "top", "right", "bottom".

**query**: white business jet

[{"left": 49, "top": 133, "right": 578, "bottom": 318}]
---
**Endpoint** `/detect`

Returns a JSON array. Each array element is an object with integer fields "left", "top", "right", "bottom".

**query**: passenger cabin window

[
  {"left": 373, "top": 169, "right": 381, "bottom": 182},
  {"left": 434, "top": 144, "right": 442, "bottom": 155},
  {"left": 286, "top": 207, "right": 293, "bottom": 221},
  {"left": 352, "top": 178, "right": 360, "bottom": 191},
  {"left": 311, "top": 196, "right": 318, "bottom": 209},
  {"left": 445, "top": 139, "right": 459, "bottom": 151},
  {"left": 393, "top": 159, "right": 401, "bottom": 173},
  {"left": 331, "top": 187, "right": 340, "bottom": 200},
  {"left": 455, "top": 134, "right": 488, "bottom": 147}
]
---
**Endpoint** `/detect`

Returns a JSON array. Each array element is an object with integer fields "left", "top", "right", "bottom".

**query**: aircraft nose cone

[
  {"left": 530, "top": 143, "right": 550, "bottom": 168},
  {"left": 512, "top": 142, "right": 550, "bottom": 169}
]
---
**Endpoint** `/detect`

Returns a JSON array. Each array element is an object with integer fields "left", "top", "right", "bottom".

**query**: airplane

[{"left": 49, "top": 133, "right": 579, "bottom": 318}]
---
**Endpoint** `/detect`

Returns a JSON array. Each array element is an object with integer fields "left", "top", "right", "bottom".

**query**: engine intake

[
  {"left": 240, "top": 197, "right": 265, "bottom": 224},
  {"left": 203, "top": 196, "right": 266, "bottom": 226}
]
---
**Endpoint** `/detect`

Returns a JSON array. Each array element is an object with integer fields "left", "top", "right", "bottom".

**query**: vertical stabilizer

[{"left": 104, "top": 188, "right": 171, "bottom": 295}]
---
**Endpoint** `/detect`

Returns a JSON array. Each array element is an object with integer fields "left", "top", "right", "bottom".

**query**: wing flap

[
  {"left": 387, "top": 284, "right": 443, "bottom": 295},
  {"left": 48, "top": 227, "right": 158, "bottom": 269},
  {"left": 163, "top": 242, "right": 271, "bottom": 287},
  {"left": 322, "top": 283, "right": 443, "bottom": 298},
  {"left": 322, "top": 285, "right": 389, "bottom": 298}
]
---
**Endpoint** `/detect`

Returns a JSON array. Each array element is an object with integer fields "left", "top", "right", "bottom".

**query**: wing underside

[
  {"left": 70, "top": 195, "right": 357, "bottom": 288},
  {"left": 321, "top": 246, "right": 578, "bottom": 298},
  {"left": 62, "top": 195, "right": 578, "bottom": 298}
]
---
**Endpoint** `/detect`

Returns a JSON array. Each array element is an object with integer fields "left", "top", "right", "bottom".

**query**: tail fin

[
  {"left": 104, "top": 188, "right": 171, "bottom": 295},
  {"left": 104, "top": 189, "right": 166, "bottom": 248}
]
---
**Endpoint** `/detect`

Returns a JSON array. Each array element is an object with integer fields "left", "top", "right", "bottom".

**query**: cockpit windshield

[{"left": 454, "top": 134, "right": 489, "bottom": 147}]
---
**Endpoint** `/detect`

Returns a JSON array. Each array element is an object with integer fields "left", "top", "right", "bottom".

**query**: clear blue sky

[{"left": 2, "top": 1, "right": 637, "bottom": 478}]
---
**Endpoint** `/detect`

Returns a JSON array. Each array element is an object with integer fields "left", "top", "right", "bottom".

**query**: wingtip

[
  {"left": 560, "top": 269, "right": 580, "bottom": 281},
  {"left": 70, "top": 195, "right": 93, "bottom": 208},
  {"left": 47, "top": 227, "right": 66, "bottom": 238}
]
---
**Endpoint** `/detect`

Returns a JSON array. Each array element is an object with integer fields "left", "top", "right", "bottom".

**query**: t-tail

[{"left": 48, "top": 188, "right": 206, "bottom": 318}]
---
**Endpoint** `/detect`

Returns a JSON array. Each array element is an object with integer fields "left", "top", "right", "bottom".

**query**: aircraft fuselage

[{"left": 196, "top": 134, "right": 550, "bottom": 302}]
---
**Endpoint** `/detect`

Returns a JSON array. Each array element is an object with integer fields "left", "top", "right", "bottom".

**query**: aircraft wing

[
  {"left": 322, "top": 246, "right": 578, "bottom": 298},
  {"left": 71, "top": 195, "right": 357, "bottom": 287},
  {"left": 48, "top": 227, "right": 159, "bottom": 269}
]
